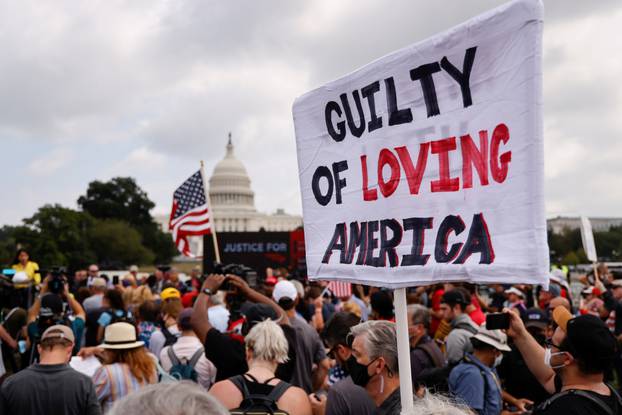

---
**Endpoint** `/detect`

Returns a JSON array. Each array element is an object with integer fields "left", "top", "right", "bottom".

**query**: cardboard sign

[
  {"left": 293, "top": 0, "right": 548, "bottom": 288},
  {"left": 580, "top": 216, "right": 598, "bottom": 262}
]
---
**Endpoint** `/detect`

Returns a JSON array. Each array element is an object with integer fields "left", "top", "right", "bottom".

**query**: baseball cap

[
  {"left": 129, "top": 265, "right": 139, "bottom": 273},
  {"left": 41, "top": 324, "right": 75, "bottom": 344},
  {"left": 505, "top": 287, "right": 524, "bottom": 298},
  {"left": 543, "top": 283, "right": 561, "bottom": 298},
  {"left": 91, "top": 277, "right": 107, "bottom": 288},
  {"left": 441, "top": 290, "right": 469, "bottom": 306},
  {"left": 273, "top": 280, "right": 298, "bottom": 302},
  {"left": 472, "top": 326, "right": 511, "bottom": 352},
  {"left": 40, "top": 293, "right": 64, "bottom": 317},
  {"left": 552, "top": 306, "right": 617, "bottom": 368},
  {"left": 161, "top": 287, "right": 181, "bottom": 301},
  {"left": 522, "top": 307, "right": 549, "bottom": 329}
]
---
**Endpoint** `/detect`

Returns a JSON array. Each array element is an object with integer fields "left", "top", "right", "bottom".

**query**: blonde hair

[
  {"left": 245, "top": 319, "right": 289, "bottom": 364},
  {"left": 107, "top": 347, "right": 156, "bottom": 385},
  {"left": 123, "top": 286, "right": 154, "bottom": 310},
  {"left": 342, "top": 300, "right": 362, "bottom": 318},
  {"left": 161, "top": 298, "right": 182, "bottom": 319}
]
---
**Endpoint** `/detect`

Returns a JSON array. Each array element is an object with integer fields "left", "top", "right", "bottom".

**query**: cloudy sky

[{"left": 1, "top": 0, "right": 620, "bottom": 226}]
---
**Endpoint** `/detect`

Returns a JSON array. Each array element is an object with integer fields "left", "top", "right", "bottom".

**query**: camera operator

[
  {"left": 26, "top": 273, "right": 86, "bottom": 361},
  {"left": 191, "top": 273, "right": 295, "bottom": 382}
]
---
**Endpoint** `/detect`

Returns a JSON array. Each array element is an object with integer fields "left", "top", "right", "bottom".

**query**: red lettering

[
  {"left": 430, "top": 137, "right": 459, "bottom": 192},
  {"left": 377, "top": 149, "right": 401, "bottom": 198},
  {"left": 360, "top": 154, "right": 378, "bottom": 201},
  {"left": 395, "top": 143, "right": 429, "bottom": 195},
  {"left": 460, "top": 131, "right": 489, "bottom": 189},
  {"left": 490, "top": 123, "right": 511, "bottom": 183}
]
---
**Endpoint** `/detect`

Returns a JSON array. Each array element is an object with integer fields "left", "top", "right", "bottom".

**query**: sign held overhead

[{"left": 293, "top": 0, "right": 548, "bottom": 288}]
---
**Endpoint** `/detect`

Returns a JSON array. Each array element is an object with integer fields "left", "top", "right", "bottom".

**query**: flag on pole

[
  {"left": 169, "top": 170, "right": 211, "bottom": 256},
  {"left": 327, "top": 281, "right": 352, "bottom": 298}
]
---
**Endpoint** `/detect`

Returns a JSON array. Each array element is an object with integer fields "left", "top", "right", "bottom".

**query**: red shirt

[{"left": 430, "top": 288, "right": 445, "bottom": 335}]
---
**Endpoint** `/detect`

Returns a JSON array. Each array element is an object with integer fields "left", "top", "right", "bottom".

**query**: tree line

[
  {"left": 548, "top": 225, "right": 622, "bottom": 265},
  {"left": 0, "top": 177, "right": 177, "bottom": 270}
]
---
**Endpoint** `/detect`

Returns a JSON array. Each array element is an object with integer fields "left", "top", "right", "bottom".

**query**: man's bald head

[{"left": 549, "top": 296, "right": 570, "bottom": 312}]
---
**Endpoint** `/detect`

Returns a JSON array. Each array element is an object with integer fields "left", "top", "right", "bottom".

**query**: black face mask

[{"left": 346, "top": 355, "right": 377, "bottom": 387}]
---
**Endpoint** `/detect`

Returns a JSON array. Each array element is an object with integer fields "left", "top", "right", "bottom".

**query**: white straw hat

[{"left": 99, "top": 322, "right": 144, "bottom": 349}]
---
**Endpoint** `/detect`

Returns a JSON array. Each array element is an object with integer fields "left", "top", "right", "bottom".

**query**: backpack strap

[
  {"left": 538, "top": 388, "right": 616, "bottom": 415},
  {"left": 229, "top": 375, "right": 251, "bottom": 400},
  {"left": 188, "top": 347, "right": 204, "bottom": 368},
  {"left": 454, "top": 321, "right": 478, "bottom": 335},
  {"left": 167, "top": 346, "right": 181, "bottom": 367},
  {"left": 416, "top": 342, "right": 445, "bottom": 368},
  {"left": 609, "top": 384, "right": 622, "bottom": 412},
  {"left": 265, "top": 381, "right": 291, "bottom": 404}
]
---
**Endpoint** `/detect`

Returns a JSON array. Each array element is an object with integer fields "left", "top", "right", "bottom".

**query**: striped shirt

[{"left": 92, "top": 362, "right": 156, "bottom": 412}]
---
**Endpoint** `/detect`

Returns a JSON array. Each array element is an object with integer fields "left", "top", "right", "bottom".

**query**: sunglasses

[{"left": 544, "top": 338, "right": 563, "bottom": 350}]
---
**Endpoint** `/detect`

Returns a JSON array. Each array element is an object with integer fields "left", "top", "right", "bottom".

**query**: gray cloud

[{"left": 0, "top": 0, "right": 620, "bottom": 226}]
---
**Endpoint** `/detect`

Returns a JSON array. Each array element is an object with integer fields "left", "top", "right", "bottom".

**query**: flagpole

[
  {"left": 394, "top": 287, "right": 414, "bottom": 414},
  {"left": 200, "top": 160, "right": 221, "bottom": 264}
]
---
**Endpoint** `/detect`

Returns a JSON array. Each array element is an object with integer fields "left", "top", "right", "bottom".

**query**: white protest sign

[
  {"left": 293, "top": 0, "right": 549, "bottom": 288},
  {"left": 580, "top": 216, "right": 598, "bottom": 262}
]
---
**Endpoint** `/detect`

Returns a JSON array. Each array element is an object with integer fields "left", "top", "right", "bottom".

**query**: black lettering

[
  {"left": 440, "top": 46, "right": 477, "bottom": 108},
  {"left": 311, "top": 166, "right": 333, "bottom": 206},
  {"left": 454, "top": 213, "right": 495, "bottom": 264},
  {"left": 401, "top": 217, "right": 433, "bottom": 266},
  {"left": 345, "top": 222, "right": 368, "bottom": 265},
  {"left": 332, "top": 160, "right": 349, "bottom": 204},
  {"left": 378, "top": 219, "right": 403, "bottom": 267},
  {"left": 384, "top": 77, "right": 413, "bottom": 126},
  {"left": 435, "top": 215, "right": 465, "bottom": 263},
  {"left": 364, "top": 220, "right": 380, "bottom": 266},
  {"left": 325, "top": 101, "right": 346, "bottom": 142},
  {"left": 322, "top": 222, "right": 347, "bottom": 264},
  {"left": 361, "top": 81, "right": 383, "bottom": 132},
  {"left": 340, "top": 91, "right": 365, "bottom": 138},
  {"left": 410, "top": 63, "right": 442, "bottom": 117}
]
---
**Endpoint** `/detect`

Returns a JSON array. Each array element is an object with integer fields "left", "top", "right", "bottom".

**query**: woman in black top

[{"left": 209, "top": 319, "right": 311, "bottom": 415}]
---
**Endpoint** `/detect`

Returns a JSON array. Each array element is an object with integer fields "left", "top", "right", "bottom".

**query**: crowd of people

[{"left": 1, "top": 249, "right": 622, "bottom": 415}]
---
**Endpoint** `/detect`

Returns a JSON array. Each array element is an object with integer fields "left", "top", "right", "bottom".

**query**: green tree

[
  {"left": 89, "top": 220, "right": 155, "bottom": 267},
  {"left": 78, "top": 177, "right": 154, "bottom": 226},
  {"left": 78, "top": 177, "right": 177, "bottom": 263},
  {"left": 21, "top": 204, "right": 97, "bottom": 269}
]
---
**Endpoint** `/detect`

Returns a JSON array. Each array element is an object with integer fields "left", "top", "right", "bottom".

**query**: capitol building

[
  {"left": 157, "top": 137, "right": 302, "bottom": 257},
  {"left": 208, "top": 137, "right": 302, "bottom": 232}
]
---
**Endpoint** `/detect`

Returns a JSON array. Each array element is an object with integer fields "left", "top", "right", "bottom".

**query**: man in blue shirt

[{"left": 449, "top": 326, "right": 510, "bottom": 415}]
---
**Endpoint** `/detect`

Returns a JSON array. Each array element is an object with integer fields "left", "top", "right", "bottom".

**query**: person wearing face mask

[
  {"left": 448, "top": 326, "right": 510, "bottom": 415},
  {"left": 310, "top": 312, "right": 375, "bottom": 415},
  {"left": 348, "top": 320, "right": 401, "bottom": 415},
  {"left": 407, "top": 304, "right": 445, "bottom": 385},
  {"left": 497, "top": 308, "right": 551, "bottom": 407},
  {"left": 506, "top": 306, "right": 621, "bottom": 414}
]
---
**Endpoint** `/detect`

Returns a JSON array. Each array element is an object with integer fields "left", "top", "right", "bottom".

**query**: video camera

[
  {"left": 40, "top": 266, "right": 68, "bottom": 295},
  {"left": 213, "top": 263, "right": 258, "bottom": 291}
]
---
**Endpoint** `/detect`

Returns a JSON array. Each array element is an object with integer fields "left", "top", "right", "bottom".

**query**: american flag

[
  {"left": 327, "top": 281, "right": 352, "bottom": 298},
  {"left": 169, "top": 170, "right": 211, "bottom": 256}
]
